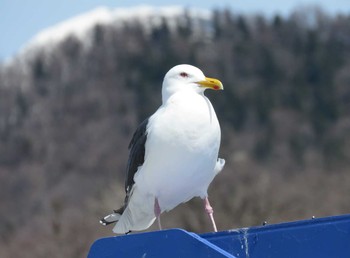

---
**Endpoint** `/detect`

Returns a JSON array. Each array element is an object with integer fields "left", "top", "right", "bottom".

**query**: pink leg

[
  {"left": 203, "top": 197, "right": 218, "bottom": 232},
  {"left": 154, "top": 197, "right": 162, "bottom": 230}
]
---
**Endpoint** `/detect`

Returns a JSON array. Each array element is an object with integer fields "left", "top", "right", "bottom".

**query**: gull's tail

[{"left": 100, "top": 186, "right": 156, "bottom": 234}]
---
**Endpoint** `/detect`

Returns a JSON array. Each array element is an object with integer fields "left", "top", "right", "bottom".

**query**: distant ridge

[{"left": 17, "top": 6, "right": 211, "bottom": 61}]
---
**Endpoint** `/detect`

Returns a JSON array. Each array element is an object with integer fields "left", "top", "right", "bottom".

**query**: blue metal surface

[
  {"left": 88, "top": 228, "right": 235, "bottom": 258},
  {"left": 88, "top": 214, "right": 350, "bottom": 258},
  {"left": 201, "top": 214, "right": 350, "bottom": 258}
]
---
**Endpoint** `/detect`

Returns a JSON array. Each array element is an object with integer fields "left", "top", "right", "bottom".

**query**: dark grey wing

[
  {"left": 100, "top": 119, "right": 150, "bottom": 226},
  {"left": 124, "top": 118, "right": 149, "bottom": 193}
]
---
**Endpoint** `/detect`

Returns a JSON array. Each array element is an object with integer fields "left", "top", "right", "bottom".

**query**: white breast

[{"left": 134, "top": 91, "right": 221, "bottom": 211}]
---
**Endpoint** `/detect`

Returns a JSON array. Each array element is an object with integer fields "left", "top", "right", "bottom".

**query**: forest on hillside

[{"left": 1, "top": 6, "right": 350, "bottom": 257}]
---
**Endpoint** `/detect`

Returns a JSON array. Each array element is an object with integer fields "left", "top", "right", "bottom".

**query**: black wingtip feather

[{"left": 100, "top": 218, "right": 116, "bottom": 226}]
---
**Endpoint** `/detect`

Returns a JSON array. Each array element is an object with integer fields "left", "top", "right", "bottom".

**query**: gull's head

[{"left": 162, "top": 64, "right": 223, "bottom": 103}]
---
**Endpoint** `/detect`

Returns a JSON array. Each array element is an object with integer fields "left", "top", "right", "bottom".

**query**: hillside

[{"left": 1, "top": 6, "right": 350, "bottom": 257}]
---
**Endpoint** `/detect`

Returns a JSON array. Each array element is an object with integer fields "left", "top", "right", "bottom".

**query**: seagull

[{"left": 100, "top": 64, "right": 225, "bottom": 234}]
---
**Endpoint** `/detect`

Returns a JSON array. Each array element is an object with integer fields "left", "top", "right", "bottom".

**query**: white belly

[{"left": 134, "top": 91, "right": 221, "bottom": 211}]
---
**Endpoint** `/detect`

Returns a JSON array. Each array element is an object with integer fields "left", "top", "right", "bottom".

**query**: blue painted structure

[{"left": 88, "top": 214, "right": 350, "bottom": 258}]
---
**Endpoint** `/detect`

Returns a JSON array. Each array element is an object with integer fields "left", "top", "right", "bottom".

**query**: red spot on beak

[{"left": 213, "top": 85, "right": 219, "bottom": 90}]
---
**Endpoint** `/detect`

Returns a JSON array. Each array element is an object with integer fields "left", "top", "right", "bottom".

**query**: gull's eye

[{"left": 180, "top": 72, "right": 188, "bottom": 78}]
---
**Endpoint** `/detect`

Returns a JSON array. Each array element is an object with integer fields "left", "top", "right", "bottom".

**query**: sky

[{"left": 0, "top": 0, "right": 349, "bottom": 61}]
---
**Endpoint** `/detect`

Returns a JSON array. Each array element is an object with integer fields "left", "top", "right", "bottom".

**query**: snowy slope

[{"left": 19, "top": 6, "right": 211, "bottom": 59}]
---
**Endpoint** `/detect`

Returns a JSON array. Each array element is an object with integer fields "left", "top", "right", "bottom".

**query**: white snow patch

[{"left": 18, "top": 5, "right": 211, "bottom": 60}]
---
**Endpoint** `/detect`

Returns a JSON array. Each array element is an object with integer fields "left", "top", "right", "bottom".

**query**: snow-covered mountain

[{"left": 17, "top": 6, "right": 211, "bottom": 61}]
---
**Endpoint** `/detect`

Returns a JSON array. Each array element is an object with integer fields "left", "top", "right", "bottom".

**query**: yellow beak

[{"left": 196, "top": 77, "right": 224, "bottom": 90}]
